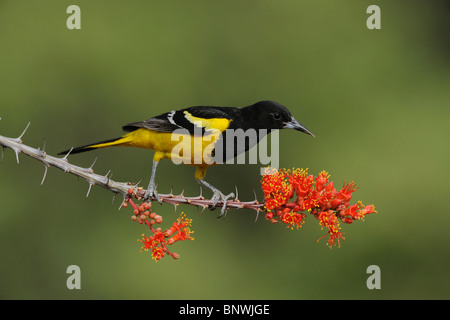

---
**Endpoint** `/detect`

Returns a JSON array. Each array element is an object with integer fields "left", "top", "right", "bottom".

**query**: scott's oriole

[{"left": 59, "top": 100, "right": 314, "bottom": 216}]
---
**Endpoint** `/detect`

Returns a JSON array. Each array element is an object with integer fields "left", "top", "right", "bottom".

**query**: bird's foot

[
  {"left": 143, "top": 183, "right": 162, "bottom": 204},
  {"left": 211, "top": 190, "right": 235, "bottom": 218}
]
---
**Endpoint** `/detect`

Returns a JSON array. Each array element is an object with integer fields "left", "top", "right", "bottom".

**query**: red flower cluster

[
  {"left": 121, "top": 168, "right": 376, "bottom": 261},
  {"left": 123, "top": 189, "right": 194, "bottom": 262},
  {"left": 261, "top": 168, "right": 376, "bottom": 248},
  {"left": 138, "top": 212, "right": 194, "bottom": 262}
]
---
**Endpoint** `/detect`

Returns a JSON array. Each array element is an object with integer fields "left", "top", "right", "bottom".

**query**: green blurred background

[{"left": 0, "top": 0, "right": 449, "bottom": 299}]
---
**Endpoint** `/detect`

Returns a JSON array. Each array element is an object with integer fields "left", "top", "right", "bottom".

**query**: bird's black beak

[{"left": 283, "top": 117, "right": 315, "bottom": 137}]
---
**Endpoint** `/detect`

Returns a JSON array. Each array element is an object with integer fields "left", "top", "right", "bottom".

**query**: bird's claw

[
  {"left": 144, "top": 184, "right": 162, "bottom": 204},
  {"left": 211, "top": 191, "right": 235, "bottom": 218}
]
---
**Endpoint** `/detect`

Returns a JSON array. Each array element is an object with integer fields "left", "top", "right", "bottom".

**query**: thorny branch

[
  {"left": 0, "top": 121, "right": 264, "bottom": 214},
  {"left": 0, "top": 120, "right": 377, "bottom": 260}
]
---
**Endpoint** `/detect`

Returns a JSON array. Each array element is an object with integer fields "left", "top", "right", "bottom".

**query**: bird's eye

[{"left": 273, "top": 112, "right": 281, "bottom": 120}]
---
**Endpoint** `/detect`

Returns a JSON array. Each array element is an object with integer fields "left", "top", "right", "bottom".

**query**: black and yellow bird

[{"left": 59, "top": 100, "right": 314, "bottom": 216}]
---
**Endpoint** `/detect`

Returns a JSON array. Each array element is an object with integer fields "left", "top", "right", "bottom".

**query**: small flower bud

[
  {"left": 154, "top": 215, "right": 163, "bottom": 224},
  {"left": 171, "top": 252, "right": 180, "bottom": 259},
  {"left": 342, "top": 217, "right": 353, "bottom": 224}
]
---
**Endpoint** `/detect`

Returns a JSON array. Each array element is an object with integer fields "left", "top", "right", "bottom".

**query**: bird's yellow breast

[{"left": 121, "top": 128, "right": 221, "bottom": 166}]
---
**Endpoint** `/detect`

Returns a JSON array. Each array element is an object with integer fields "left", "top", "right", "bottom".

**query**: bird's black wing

[
  {"left": 122, "top": 106, "right": 236, "bottom": 136},
  {"left": 122, "top": 111, "right": 181, "bottom": 133}
]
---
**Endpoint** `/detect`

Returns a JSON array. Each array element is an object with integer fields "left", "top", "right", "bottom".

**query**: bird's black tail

[{"left": 58, "top": 137, "right": 124, "bottom": 155}]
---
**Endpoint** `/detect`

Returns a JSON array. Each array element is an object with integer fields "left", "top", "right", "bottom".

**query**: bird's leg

[
  {"left": 144, "top": 159, "right": 162, "bottom": 203},
  {"left": 197, "top": 179, "right": 234, "bottom": 218}
]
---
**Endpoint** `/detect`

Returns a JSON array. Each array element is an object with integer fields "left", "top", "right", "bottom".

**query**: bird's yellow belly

[{"left": 122, "top": 128, "right": 220, "bottom": 166}]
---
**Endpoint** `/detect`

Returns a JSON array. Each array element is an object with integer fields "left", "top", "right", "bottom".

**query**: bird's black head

[{"left": 244, "top": 100, "right": 314, "bottom": 136}]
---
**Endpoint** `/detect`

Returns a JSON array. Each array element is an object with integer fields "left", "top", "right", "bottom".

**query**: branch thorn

[
  {"left": 16, "top": 121, "right": 31, "bottom": 142},
  {"left": 13, "top": 148, "right": 20, "bottom": 164},
  {"left": 104, "top": 170, "right": 111, "bottom": 178},
  {"left": 111, "top": 193, "right": 117, "bottom": 204},
  {"left": 88, "top": 156, "right": 97, "bottom": 173},
  {"left": 86, "top": 182, "right": 94, "bottom": 198},
  {"left": 38, "top": 138, "right": 47, "bottom": 157},
  {"left": 252, "top": 188, "right": 259, "bottom": 204},
  {"left": 62, "top": 147, "right": 73, "bottom": 161},
  {"left": 118, "top": 196, "right": 127, "bottom": 210},
  {"left": 254, "top": 210, "right": 260, "bottom": 222},
  {"left": 41, "top": 164, "right": 49, "bottom": 186}
]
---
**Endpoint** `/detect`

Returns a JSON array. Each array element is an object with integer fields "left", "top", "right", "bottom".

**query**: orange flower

[
  {"left": 151, "top": 247, "right": 165, "bottom": 262},
  {"left": 165, "top": 213, "right": 193, "bottom": 236},
  {"left": 136, "top": 212, "right": 194, "bottom": 262},
  {"left": 316, "top": 210, "right": 345, "bottom": 248},
  {"left": 167, "top": 227, "right": 194, "bottom": 245},
  {"left": 261, "top": 167, "right": 376, "bottom": 248},
  {"left": 281, "top": 209, "right": 306, "bottom": 230},
  {"left": 261, "top": 168, "right": 293, "bottom": 210}
]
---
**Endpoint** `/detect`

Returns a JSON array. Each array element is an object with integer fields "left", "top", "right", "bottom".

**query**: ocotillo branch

[{"left": 0, "top": 121, "right": 265, "bottom": 214}]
